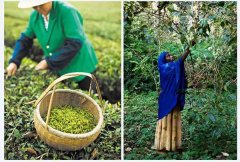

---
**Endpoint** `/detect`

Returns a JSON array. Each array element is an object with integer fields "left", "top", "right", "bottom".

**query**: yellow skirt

[{"left": 153, "top": 106, "right": 182, "bottom": 151}]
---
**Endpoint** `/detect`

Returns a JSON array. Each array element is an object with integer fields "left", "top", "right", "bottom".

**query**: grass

[{"left": 124, "top": 89, "right": 237, "bottom": 160}]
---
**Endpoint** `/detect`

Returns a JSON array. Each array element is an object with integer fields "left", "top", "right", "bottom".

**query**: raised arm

[
  {"left": 181, "top": 40, "right": 196, "bottom": 62},
  {"left": 181, "top": 47, "right": 190, "bottom": 62}
]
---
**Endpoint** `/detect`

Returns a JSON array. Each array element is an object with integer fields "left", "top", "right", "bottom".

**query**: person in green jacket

[{"left": 6, "top": 0, "right": 98, "bottom": 89}]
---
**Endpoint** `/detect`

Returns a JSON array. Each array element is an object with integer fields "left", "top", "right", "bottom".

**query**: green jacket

[{"left": 24, "top": 1, "right": 98, "bottom": 81}]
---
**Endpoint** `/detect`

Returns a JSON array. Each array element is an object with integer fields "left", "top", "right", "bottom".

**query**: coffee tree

[{"left": 124, "top": 1, "right": 236, "bottom": 92}]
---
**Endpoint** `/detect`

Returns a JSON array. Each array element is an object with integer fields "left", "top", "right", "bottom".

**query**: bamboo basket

[{"left": 34, "top": 72, "right": 103, "bottom": 151}]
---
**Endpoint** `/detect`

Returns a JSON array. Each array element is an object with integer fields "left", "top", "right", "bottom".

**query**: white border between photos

[
  {"left": 121, "top": 0, "right": 124, "bottom": 160},
  {"left": 237, "top": 0, "right": 239, "bottom": 161},
  {"left": 0, "top": 0, "right": 3, "bottom": 160}
]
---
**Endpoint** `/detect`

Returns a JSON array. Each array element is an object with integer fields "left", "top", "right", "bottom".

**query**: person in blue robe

[{"left": 153, "top": 41, "right": 196, "bottom": 151}]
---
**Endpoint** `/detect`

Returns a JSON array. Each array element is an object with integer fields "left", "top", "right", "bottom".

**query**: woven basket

[{"left": 34, "top": 72, "right": 103, "bottom": 151}]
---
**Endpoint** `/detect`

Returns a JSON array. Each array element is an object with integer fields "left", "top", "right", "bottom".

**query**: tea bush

[{"left": 4, "top": 57, "right": 121, "bottom": 160}]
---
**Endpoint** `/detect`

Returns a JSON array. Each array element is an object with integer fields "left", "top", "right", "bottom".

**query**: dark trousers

[{"left": 77, "top": 71, "right": 97, "bottom": 91}]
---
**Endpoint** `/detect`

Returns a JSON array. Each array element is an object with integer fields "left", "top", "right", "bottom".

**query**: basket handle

[
  {"left": 34, "top": 72, "right": 103, "bottom": 130},
  {"left": 34, "top": 72, "right": 102, "bottom": 107}
]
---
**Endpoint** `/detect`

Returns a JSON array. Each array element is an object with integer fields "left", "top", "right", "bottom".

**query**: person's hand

[
  {"left": 6, "top": 63, "right": 18, "bottom": 76},
  {"left": 35, "top": 60, "right": 48, "bottom": 70},
  {"left": 191, "top": 40, "right": 196, "bottom": 46}
]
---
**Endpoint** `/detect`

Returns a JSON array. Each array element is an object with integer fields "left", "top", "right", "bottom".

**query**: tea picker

[
  {"left": 5, "top": 0, "right": 98, "bottom": 90},
  {"left": 152, "top": 40, "right": 196, "bottom": 151}
]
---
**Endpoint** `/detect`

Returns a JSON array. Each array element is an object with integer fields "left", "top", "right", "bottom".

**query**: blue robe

[{"left": 158, "top": 52, "right": 187, "bottom": 120}]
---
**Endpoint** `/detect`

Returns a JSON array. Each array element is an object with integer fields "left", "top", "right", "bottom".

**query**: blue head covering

[
  {"left": 158, "top": 51, "right": 168, "bottom": 65},
  {"left": 157, "top": 52, "right": 187, "bottom": 120}
]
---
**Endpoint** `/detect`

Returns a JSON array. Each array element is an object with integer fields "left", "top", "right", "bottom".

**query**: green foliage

[
  {"left": 124, "top": 89, "right": 236, "bottom": 160},
  {"left": 4, "top": 58, "right": 121, "bottom": 160},
  {"left": 124, "top": 1, "right": 236, "bottom": 92},
  {"left": 124, "top": 2, "right": 236, "bottom": 160},
  {"left": 44, "top": 106, "right": 97, "bottom": 134},
  {"left": 4, "top": 1, "right": 121, "bottom": 103}
]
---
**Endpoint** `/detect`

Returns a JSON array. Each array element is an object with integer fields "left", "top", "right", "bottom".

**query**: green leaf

[
  {"left": 229, "top": 94, "right": 236, "bottom": 101},
  {"left": 180, "top": 35, "right": 185, "bottom": 44},
  {"left": 13, "top": 128, "right": 21, "bottom": 139},
  {"left": 208, "top": 113, "right": 216, "bottom": 122}
]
